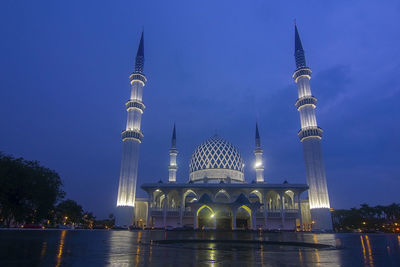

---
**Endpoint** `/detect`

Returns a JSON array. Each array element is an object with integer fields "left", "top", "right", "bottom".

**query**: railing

[
  {"left": 184, "top": 211, "right": 194, "bottom": 217},
  {"left": 125, "top": 100, "right": 145, "bottom": 113},
  {"left": 267, "top": 211, "right": 281, "bottom": 218},
  {"left": 121, "top": 129, "right": 144, "bottom": 142},
  {"left": 151, "top": 210, "right": 163, "bottom": 216},
  {"left": 217, "top": 211, "right": 231, "bottom": 217},
  {"left": 284, "top": 209, "right": 298, "bottom": 213},
  {"left": 284, "top": 209, "right": 299, "bottom": 218},
  {"left": 295, "top": 96, "right": 317, "bottom": 110},
  {"left": 150, "top": 207, "right": 181, "bottom": 212},
  {"left": 298, "top": 126, "right": 323, "bottom": 141},
  {"left": 167, "top": 211, "right": 180, "bottom": 217},
  {"left": 255, "top": 211, "right": 264, "bottom": 218},
  {"left": 151, "top": 207, "right": 299, "bottom": 219},
  {"left": 167, "top": 208, "right": 180, "bottom": 212}
]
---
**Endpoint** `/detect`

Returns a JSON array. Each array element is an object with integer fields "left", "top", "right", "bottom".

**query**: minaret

[
  {"left": 168, "top": 124, "right": 178, "bottom": 182},
  {"left": 116, "top": 31, "right": 147, "bottom": 226},
  {"left": 292, "top": 25, "right": 332, "bottom": 230},
  {"left": 254, "top": 123, "right": 265, "bottom": 183}
]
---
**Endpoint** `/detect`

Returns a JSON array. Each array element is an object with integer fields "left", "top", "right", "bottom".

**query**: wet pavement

[{"left": 0, "top": 230, "right": 399, "bottom": 266}]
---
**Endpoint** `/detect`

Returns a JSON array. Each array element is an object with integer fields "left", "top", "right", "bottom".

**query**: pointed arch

[
  {"left": 284, "top": 190, "right": 295, "bottom": 209},
  {"left": 215, "top": 189, "right": 231, "bottom": 203},
  {"left": 249, "top": 190, "right": 262, "bottom": 203},
  {"left": 183, "top": 189, "right": 198, "bottom": 200},
  {"left": 238, "top": 205, "right": 252, "bottom": 216},
  {"left": 196, "top": 205, "right": 214, "bottom": 217}
]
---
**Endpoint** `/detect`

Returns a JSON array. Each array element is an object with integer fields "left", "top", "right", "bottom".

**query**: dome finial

[{"left": 213, "top": 129, "right": 218, "bottom": 137}]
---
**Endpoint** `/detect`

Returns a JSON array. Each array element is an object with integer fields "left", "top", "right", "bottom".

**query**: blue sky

[{"left": 1, "top": 1, "right": 399, "bottom": 218}]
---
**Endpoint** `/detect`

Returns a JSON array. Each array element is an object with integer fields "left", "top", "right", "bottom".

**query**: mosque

[{"left": 115, "top": 25, "right": 333, "bottom": 231}]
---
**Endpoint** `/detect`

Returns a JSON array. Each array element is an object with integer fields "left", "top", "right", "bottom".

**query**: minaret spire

[
  {"left": 292, "top": 24, "right": 332, "bottom": 230},
  {"left": 294, "top": 25, "right": 306, "bottom": 69},
  {"left": 171, "top": 123, "right": 176, "bottom": 149},
  {"left": 254, "top": 122, "right": 265, "bottom": 183},
  {"left": 168, "top": 123, "right": 178, "bottom": 183},
  {"left": 116, "top": 31, "right": 148, "bottom": 227},
  {"left": 255, "top": 122, "right": 261, "bottom": 148},
  {"left": 134, "top": 30, "right": 145, "bottom": 73}
]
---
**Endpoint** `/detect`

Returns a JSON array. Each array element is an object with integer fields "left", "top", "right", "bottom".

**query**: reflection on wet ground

[{"left": 0, "top": 230, "right": 399, "bottom": 266}]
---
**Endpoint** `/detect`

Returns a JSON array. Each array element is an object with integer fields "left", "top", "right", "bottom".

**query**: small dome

[{"left": 189, "top": 135, "right": 244, "bottom": 183}]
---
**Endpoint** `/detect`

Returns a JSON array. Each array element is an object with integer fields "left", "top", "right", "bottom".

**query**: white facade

[{"left": 136, "top": 135, "right": 310, "bottom": 230}]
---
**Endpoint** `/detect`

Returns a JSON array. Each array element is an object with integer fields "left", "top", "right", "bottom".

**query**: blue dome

[{"left": 189, "top": 135, "right": 244, "bottom": 183}]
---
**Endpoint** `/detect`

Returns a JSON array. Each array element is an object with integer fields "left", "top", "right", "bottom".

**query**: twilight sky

[{"left": 1, "top": 1, "right": 399, "bottom": 218}]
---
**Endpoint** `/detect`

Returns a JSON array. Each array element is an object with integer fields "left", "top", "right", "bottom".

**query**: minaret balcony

[
  {"left": 298, "top": 126, "right": 323, "bottom": 142},
  {"left": 129, "top": 73, "right": 147, "bottom": 85},
  {"left": 295, "top": 96, "right": 317, "bottom": 110},
  {"left": 126, "top": 100, "right": 146, "bottom": 113},
  {"left": 169, "top": 148, "right": 178, "bottom": 155},
  {"left": 292, "top": 67, "right": 312, "bottom": 82},
  {"left": 168, "top": 165, "right": 177, "bottom": 170},
  {"left": 254, "top": 148, "right": 263, "bottom": 154},
  {"left": 122, "top": 129, "right": 144, "bottom": 143}
]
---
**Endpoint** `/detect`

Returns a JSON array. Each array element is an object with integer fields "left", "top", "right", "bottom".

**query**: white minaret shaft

[
  {"left": 254, "top": 123, "right": 265, "bottom": 183},
  {"left": 168, "top": 124, "right": 178, "bottom": 182},
  {"left": 116, "top": 31, "right": 146, "bottom": 226},
  {"left": 293, "top": 25, "right": 332, "bottom": 230}
]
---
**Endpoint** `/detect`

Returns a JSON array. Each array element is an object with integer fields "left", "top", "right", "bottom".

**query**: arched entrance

[
  {"left": 215, "top": 207, "right": 232, "bottom": 230},
  {"left": 236, "top": 205, "right": 251, "bottom": 229},
  {"left": 197, "top": 205, "right": 215, "bottom": 229}
]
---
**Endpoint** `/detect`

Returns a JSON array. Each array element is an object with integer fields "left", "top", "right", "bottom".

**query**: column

[
  {"left": 297, "top": 192, "right": 303, "bottom": 231},
  {"left": 280, "top": 192, "right": 285, "bottom": 229},
  {"left": 264, "top": 194, "right": 268, "bottom": 230},
  {"left": 251, "top": 210, "right": 256, "bottom": 230},
  {"left": 232, "top": 209, "right": 237, "bottom": 230},
  {"left": 146, "top": 199, "right": 152, "bottom": 228},
  {"left": 179, "top": 192, "right": 184, "bottom": 227},
  {"left": 163, "top": 198, "right": 167, "bottom": 229},
  {"left": 194, "top": 208, "right": 198, "bottom": 229}
]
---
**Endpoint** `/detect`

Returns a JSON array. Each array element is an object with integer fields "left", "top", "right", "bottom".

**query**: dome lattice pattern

[{"left": 189, "top": 135, "right": 244, "bottom": 173}]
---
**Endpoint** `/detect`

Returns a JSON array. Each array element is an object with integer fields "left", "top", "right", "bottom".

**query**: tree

[
  {"left": 83, "top": 211, "right": 96, "bottom": 228},
  {"left": 0, "top": 153, "right": 65, "bottom": 227},
  {"left": 56, "top": 199, "right": 83, "bottom": 225},
  {"left": 384, "top": 203, "right": 400, "bottom": 223},
  {"left": 94, "top": 214, "right": 115, "bottom": 229}
]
